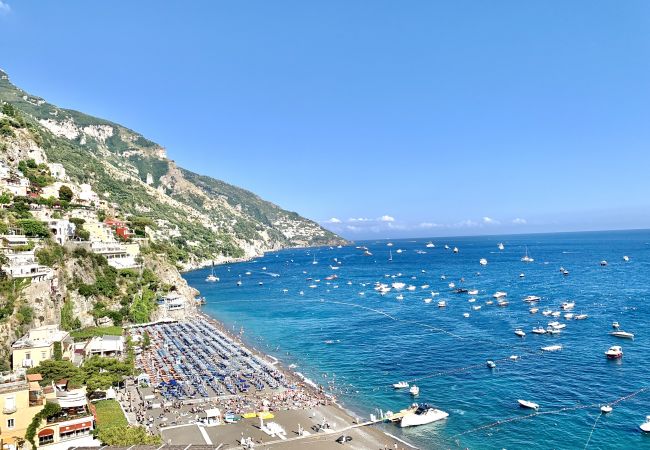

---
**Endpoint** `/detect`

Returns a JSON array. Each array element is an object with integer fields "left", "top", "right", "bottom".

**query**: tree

[
  {"left": 96, "top": 425, "right": 161, "bottom": 446},
  {"left": 53, "top": 341, "right": 62, "bottom": 361},
  {"left": 141, "top": 331, "right": 151, "bottom": 350},
  {"left": 60, "top": 299, "right": 76, "bottom": 331},
  {"left": 26, "top": 402, "right": 62, "bottom": 447},
  {"left": 17, "top": 219, "right": 50, "bottom": 237},
  {"left": 27, "top": 360, "right": 84, "bottom": 387},
  {"left": 58, "top": 185, "right": 73, "bottom": 202}
]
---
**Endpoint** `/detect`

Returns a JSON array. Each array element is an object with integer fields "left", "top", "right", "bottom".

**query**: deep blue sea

[{"left": 183, "top": 230, "right": 650, "bottom": 449}]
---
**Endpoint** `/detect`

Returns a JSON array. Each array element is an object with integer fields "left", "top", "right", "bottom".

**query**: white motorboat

[
  {"left": 498, "top": 242, "right": 505, "bottom": 250},
  {"left": 387, "top": 242, "right": 393, "bottom": 247},
  {"left": 468, "top": 289, "right": 479, "bottom": 295},
  {"left": 542, "top": 309, "right": 553, "bottom": 316},
  {"left": 600, "top": 260, "right": 608, "bottom": 266},
  {"left": 532, "top": 327, "right": 547, "bottom": 334},
  {"left": 518, "top": 399, "right": 539, "bottom": 410},
  {"left": 529, "top": 307, "right": 539, "bottom": 314},
  {"left": 448, "top": 282, "right": 456, "bottom": 289},
  {"left": 399, "top": 404, "right": 449, "bottom": 428},
  {"left": 574, "top": 314, "right": 588, "bottom": 320},
  {"left": 561, "top": 302, "right": 575, "bottom": 310},
  {"left": 605, "top": 345, "right": 623, "bottom": 359},
  {"left": 548, "top": 322, "right": 566, "bottom": 330},
  {"left": 463, "top": 312, "right": 470, "bottom": 318},
  {"left": 521, "top": 246, "right": 534, "bottom": 263},
  {"left": 426, "top": 242, "right": 435, "bottom": 248},
  {"left": 497, "top": 300, "right": 509, "bottom": 307},
  {"left": 485, "top": 300, "right": 493, "bottom": 305},
  {"left": 392, "top": 282, "right": 406, "bottom": 290},
  {"left": 562, "top": 269, "right": 569, "bottom": 276},
  {"left": 546, "top": 327, "right": 561, "bottom": 335},
  {"left": 396, "top": 294, "right": 404, "bottom": 300},
  {"left": 600, "top": 405, "right": 613, "bottom": 413},
  {"left": 541, "top": 345, "right": 563, "bottom": 352},
  {"left": 640, "top": 415, "right": 650, "bottom": 432},
  {"left": 409, "top": 385, "right": 420, "bottom": 396},
  {"left": 623, "top": 255, "right": 630, "bottom": 262},
  {"left": 438, "top": 300, "right": 446, "bottom": 308},
  {"left": 424, "top": 298, "right": 432, "bottom": 304},
  {"left": 396, "top": 249, "right": 403, "bottom": 254},
  {"left": 551, "top": 311, "right": 562, "bottom": 317},
  {"left": 486, "top": 360, "right": 496, "bottom": 369},
  {"left": 564, "top": 313, "right": 574, "bottom": 320},
  {"left": 453, "top": 247, "right": 459, "bottom": 253},
  {"left": 493, "top": 291, "right": 507, "bottom": 299},
  {"left": 236, "top": 280, "right": 243, "bottom": 286},
  {"left": 468, "top": 298, "right": 476, "bottom": 303},
  {"left": 523, "top": 295, "right": 541, "bottom": 303},
  {"left": 392, "top": 381, "right": 409, "bottom": 389},
  {"left": 515, "top": 328, "right": 526, "bottom": 337},
  {"left": 610, "top": 331, "right": 635, "bottom": 339},
  {"left": 519, "top": 273, "right": 525, "bottom": 278},
  {"left": 421, "top": 284, "right": 430, "bottom": 289},
  {"left": 444, "top": 245, "right": 450, "bottom": 250},
  {"left": 479, "top": 258, "right": 488, "bottom": 266},
  {"left": 407, "top": 285, "right": 416, "bottom": 291},
  {"left": 472, "top": 305, "right": 482, "bottom": 311}
]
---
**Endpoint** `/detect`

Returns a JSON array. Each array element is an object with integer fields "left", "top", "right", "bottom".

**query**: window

[
  {"left": 7, "top": 418, "right": 15, "bottom": 429},
  {"left": 25, "top": 352, "right": 31, "bottom": 360},
  {"left": 39, "top": 435, "right": 54, "bottom": 445},
  {"left": 41, "top": 351, "right": 47, "bottom": 359}
]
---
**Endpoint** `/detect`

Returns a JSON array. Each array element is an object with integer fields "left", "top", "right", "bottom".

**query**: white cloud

[
  {"left": 326, "top": 217, "right": 342, "bottom": 223},
  {"left": 512, "top": 218, "right": 527, "bottom": 225},
  {"left": 0, "top": 1, "right": 10, "bottom": 14},
  {"left": 418, "top": 222, "right": 442, "bottom": 229},
  {"left": 379, "top": 215, "right": 395, "bottom": 222},
  {"left": 457, "top": 219, "right": 479, "bottom": 227},
  {"left": 482, "top": 216, "right": 500, "bottom": 225},
  {"left": 348, "top": 217, "right": 372, "bottom": 222}
]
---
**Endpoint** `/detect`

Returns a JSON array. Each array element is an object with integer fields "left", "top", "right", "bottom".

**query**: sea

[{"left": 183, "top": 230, "right": 650, "bottom": 450}]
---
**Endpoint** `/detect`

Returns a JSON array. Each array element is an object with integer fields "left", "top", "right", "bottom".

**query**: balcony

[{"left": 3, "top": 405, "right": 17, "bottom": 414}]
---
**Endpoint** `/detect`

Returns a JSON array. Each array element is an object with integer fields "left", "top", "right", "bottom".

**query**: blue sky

[{"left": 1, "top": 1, "right": 649, "bottom": 238}]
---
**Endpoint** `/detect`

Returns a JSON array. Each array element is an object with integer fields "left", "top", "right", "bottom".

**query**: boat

[
  {"left": 493, "top": 291, "right": 507, "bottom": 299},
  {"left": 612, "top": 321, "right": 620, "bottom": 329},
  {"left": 392, "top": 381, "right": 409, "bottom": 389},
  {"left": 497, "top": 300, "right": 509, "bottom": 307},
  {"left": 532, "top": 327, "right": 547, "bottom": 334},
  {"left": 456, "top": 288, "right": 468, "bottom": 294},
  {"left": 521, "top": 246, "right": 534, "bottom": 263},
  {"left": 545, "top": 327, "right": 561, "bottom": 335},
  {"left": 529, "top": 307, "right": 539, "bottom": 314},
  {"left": 561, "top": 302, "right": 575, "bottom": 310},
  {"left": 421, "top": 284, "right": 430, "bottom": 289},
  {"left": 523, "top": 295, "right": 541, "bottom": 303},
  {"left": 542, "top": 309, "right": 553, "bottom": 316},
  {"left": 453, "top": 247, "right": 459, "bottom": 253},
  {"left": 564, "top": 313, "right": 574, "bottom": 320},
  {"left": 312, "top": 254, "right": 318, "bottom": 265},
  {"left": 600, "top": 260, "right": 608, "bottom": 266},
  {"left": 515, "top": 328, "right": 526, "bottom": 337},
  {"left": 479, "top": 258, "right": 488, "bottom": 266},
  {"left": 518, "top": 399, "right": 539, "bottom": 410},
  {"left": 236, "top": 280, "right": 243, "bottom": 286},
  {"left": 437, "top": 300, "right": 446, "bottom": 308},
  {"left": 444, "top": 245, "right": 450, "bottom": 250},
  {"left": 205, "top": 263, "right": 219, "bottom": 282},
  {"left": 463, "top": 312, "right": 470, "bottom": 318},
  {"left": 486, "top": 360, "right": 496, "bottom": 369},
  {"left": 600, "top": 405, "right": 613, "bottom": 413},
  {"left": 387, "top": 242, "right": 393, "bottom": 247},
  {"left": 363, "top": 250, "right": 373, "bottom": 256},
  {"left": 640, "top": 415, "right": 650, "bottom": 432},
  {"left": 392, "top": 282, "right": 406, "bottom": 290},
  {"left": 498, "top": 242, "right": 505, "bottom": 250},
  {"left": 396, "top": 294, "right": 404, "bottom": 301},
  {"left": 468, "top": 298, "right": 476, "bottom": 303},
  {"left": 409, "top": 385, "right": 420, "bottom": 396},
  {"left": 426, "top": 242, "right": 435, "bottom": 248},
  {"left": 388, "top": 250, "right": 393, "bottom": 261},
  {"left": 574, "top": 314, "right": 588, "bottom": 320},
  {"left": 399, "top": 404, "right": 449, "bottom": 428},
  {"left": 448, "top": 282, "right": 455, "bottom": 289},
  {"left": 562, "top": 269, "right": 569, "bottom": 276},
  {"left": 541, "top": 345, "right": 562, "bottom": 352},
  {"left": 424, "top": 298, "right": 432, "bottom": 304},
  {"left": 610, "top": 331, "right": 635, "bottom": 339},
  {"left": 623, "top": 255, "right": 630, "bottom": 262},
  {"left": 605, "top": 346, "right": 623, "bottom": 359},
  {"left": 472, "top": 305, "right": 482, "bottom": 310},
  {"left": 407, "top": 285, "right": 416, "bottom": 291},
  {"left": 519, "top": 273, "right": 525, "bottom": 278},
  {"left": 468, "top": 289, "right": 479, "bottom": 295}
]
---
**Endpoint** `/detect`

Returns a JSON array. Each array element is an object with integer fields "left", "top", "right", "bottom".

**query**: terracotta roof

[{"left": 26, "top": 373, "right": 43, "bottom": 382}]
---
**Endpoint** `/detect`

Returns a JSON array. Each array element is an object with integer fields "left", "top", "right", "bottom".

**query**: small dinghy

[
  {"left": 600, "top": 405, "right": 613, "bottom": 413},
  {"left": 518, "top": 399, "right": 539, "bottom": 411}
]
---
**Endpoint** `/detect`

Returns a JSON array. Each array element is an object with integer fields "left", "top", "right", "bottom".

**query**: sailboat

[
  {"left": 312, "top": 254, "right": 318, "bottom": 265},
  {"left": 388, "top": 250, "right": 393, "bottom": 262},
  {"left": 205, "top": 262, "right": 219, "bottom": 282},
  {"left": 521, "top": 246, "right": 534, "bottom": 263},
  {"left": 498, "top": 242, "right": 505, "bottom": 251}
]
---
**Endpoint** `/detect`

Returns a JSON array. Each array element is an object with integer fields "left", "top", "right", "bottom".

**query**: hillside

[{"left": 0, "top": 68, "right": 346, "bottom": 268}]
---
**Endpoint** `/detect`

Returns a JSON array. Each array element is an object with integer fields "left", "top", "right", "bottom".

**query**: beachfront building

[
  {"left": 84, "top": 335, "right": 125, "bottom": 358},
  {"left": 11, "top": 325, "right": 73, "bottom": 370},
  {"left": 157, "top": 293, "right": 186, "bottom": 312},
  {"left": 89, "top": 241, "right": 140, "bottom": 269},
  {"left": 0, "top": 371, "right": 52, "bottom": 450},
  {"left": 35, "top": 386, "right": 95, "bottom": 448}
]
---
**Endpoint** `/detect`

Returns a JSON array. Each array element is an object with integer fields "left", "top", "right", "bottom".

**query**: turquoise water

[{"left": 184, "top": 230, "right": 650, "bottom": 449}]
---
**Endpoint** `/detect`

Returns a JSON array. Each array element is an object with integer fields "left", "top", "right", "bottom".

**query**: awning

[
  {"left": 38, "top": 429, "right": 54, "bottom": 437},
  {"left": 60, "top": 421, "right": 92, "bottom": 432}
]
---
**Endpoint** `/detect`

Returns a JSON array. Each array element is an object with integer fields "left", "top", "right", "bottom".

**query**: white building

[
  {"left": 157, "top": 293, "right": 186, "bottom": 311},
  {"left": 47, "top": 219, "right": 76, "bottom": 245},
  {"left": 84, "top": 335, "right": 125, "bottom": 358},
  {"left": 88, "top": 241, "right": 139, "bottom": 269},
  {"left": 76, "top": 184, "right": 99, "bottom": 205},
  {"left": 46, "top": 163, "right": 67, "bottom": 181}
]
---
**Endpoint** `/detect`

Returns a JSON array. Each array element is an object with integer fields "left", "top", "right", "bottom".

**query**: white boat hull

[{"left": 400, "top": 409, "right": 449, "bottom": 427}]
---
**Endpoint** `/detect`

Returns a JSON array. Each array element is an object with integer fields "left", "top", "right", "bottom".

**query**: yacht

[
  {"left": 438, "top": 300, "right": 447, "bottom": 308},
  {"left": 392, "top": 381, "right": 409, "bottom": 389},
  {"left": 409, "top": 385, "right": 420, "bottom": 396},
  {"left": 605, "top": 346, "right": 623, "bottom": 359},
  {"left": 610, "top": 331, "right": 635, "bottom": 339},
  {"left": 532, "top": 327, "right": 547, "bottom": 334},
  {"left": 545, "top": 327, "right": 561, "bottom": 335},
  {"left": 486, "top": 360, "right": 496, "bottom": 369},
  {"left": 479, "top": 258, "right": 488, "bottom": 266},
  {"left": 493, "top": 291, "right": 507, "bottom": 299},
  {"left": 521, "top": 246, "right": 534, "bottom": 263},
  {"left": 420, "top": 284, "right": 430, "bottom": 289},
  {"left": 561, "top": 302, "right": 575, "bottom": 310},
  {"left": 498, "top": 242, "right": 505, "bottom": 251},
  {"left": 424, "top": 298, "right": 432, "bottom": 304},
  {"left": 205, "top": 263, "right": 219, "bottom": 282},
  {"left": 518, "top": 400, "right": 539, "bottom": 411},
  {"left": 472, "top": 305, "right": 482, "bottom": 310},
  {"left": 640, "top": 416, "right": 650, "bottom": 433},
  {"left": 399, "top": 404, "right": 448, "bottom": 428},
  {"left": 541, "top": 345, "right": 563, "bottom": 352},
  {"left": 519, "top": 273, "right": 525, "bottom": 278},
  {"left": 523, "top": 295, "right": 541, "bottom": 303},
  {"left": 574, "top": 314, "right": 588, "bottom": 320},
  {"left": 497, "top": 300, "right": 509, "bottom": 307},
  {"left": 515, "top": 328, "right": 526, "bottom": 337},
  {"left": 426, "top": 242, "right": 435, "bottom": 248}
]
